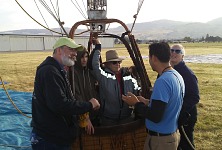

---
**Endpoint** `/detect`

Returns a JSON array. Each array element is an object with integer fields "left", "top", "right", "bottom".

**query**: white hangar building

[{"left": 0, "top": 34, "right": 114, "bottom": 52}]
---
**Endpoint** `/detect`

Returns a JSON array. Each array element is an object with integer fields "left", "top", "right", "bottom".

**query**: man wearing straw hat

[{"left": 89, "top": 38, "right": 140, "bottom": 126}]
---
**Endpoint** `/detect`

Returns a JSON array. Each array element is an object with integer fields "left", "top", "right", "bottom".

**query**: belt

[{"left": 147, "top": 129, "right": 172, "bottom": 136}]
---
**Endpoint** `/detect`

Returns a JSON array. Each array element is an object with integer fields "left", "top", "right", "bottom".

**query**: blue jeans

[{"left": 31, "top": 132, "right": 72, "bottom": 150}]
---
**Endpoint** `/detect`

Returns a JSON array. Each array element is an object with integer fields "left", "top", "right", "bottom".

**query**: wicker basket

[{"left": 72, "top": 119, "right": 147, "bottom": 150}]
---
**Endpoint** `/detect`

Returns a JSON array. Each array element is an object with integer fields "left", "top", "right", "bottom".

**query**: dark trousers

[
  {"left": 32, "top": 140, "right": 72, "bottom": 150},
  {"left": 100, "top": 115, "right": 134, "bottom": 126},
  {"left": 31, "top": 131, "right": 72, "bottom": 150},
  {"left": 178, "top": 106, "right": 197, "bottom": 150}
]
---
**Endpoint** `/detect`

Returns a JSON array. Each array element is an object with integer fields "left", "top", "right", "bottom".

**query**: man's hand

[
  {"left": 137, "top": 96, "right": 150, "bottom": 105},
  {"left": 122, "top": 92, "right": 139, "bottom": 106},
  {"left": 92, "top": 38, "right": 101, "bottom": 45},
  {"left": 89, "top": 98, "right": 100, "bottom": 110},
  {"left": 91, "top": 33, "right": 101, "bottom": 45},
  {"left": 85, "top": 119, "right": 94, "bottom": 135}
]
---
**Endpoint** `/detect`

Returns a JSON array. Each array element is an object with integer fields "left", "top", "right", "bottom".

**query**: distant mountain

[
  {"left": 114, "top": 18, "right": 222, "bottom": 40},
  {"left": 0, "top": 28, "right": 70, "bottom": 36},
  {"left": 1, "top": 17, "right": 222, "bottom": 40},
  {"left": 207, "top": 17, "right": 222, "bottom": 25}
]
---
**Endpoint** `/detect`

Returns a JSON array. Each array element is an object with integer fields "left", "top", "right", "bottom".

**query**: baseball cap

[{"left": 53, "top": 37, "right": 84, "bottom": 51}]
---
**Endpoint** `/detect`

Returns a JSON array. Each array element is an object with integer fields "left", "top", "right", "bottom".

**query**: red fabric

[{"left": 116, "top": 72, "right": 123, "bottom": 95}]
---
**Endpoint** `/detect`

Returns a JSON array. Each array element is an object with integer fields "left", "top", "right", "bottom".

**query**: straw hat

[{"left": 103, "top": 50, "right": 124, "bottom": 63}]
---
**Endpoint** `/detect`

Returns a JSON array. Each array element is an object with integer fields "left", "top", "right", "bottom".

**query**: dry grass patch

[{"left": 1, "top": 43, "right": 222, "bottom": 149}]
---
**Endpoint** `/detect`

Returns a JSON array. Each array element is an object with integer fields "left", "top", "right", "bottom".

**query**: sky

[{"left": 0, "top": 0, "right": 222, "bottom": 32}]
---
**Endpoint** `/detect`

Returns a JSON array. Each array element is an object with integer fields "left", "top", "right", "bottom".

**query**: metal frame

[{"left": 69, "top": 18, "right": 152, "bottom": 98}]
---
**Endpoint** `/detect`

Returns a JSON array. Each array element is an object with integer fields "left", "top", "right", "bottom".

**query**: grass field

[{"left": 0, "top": 42, "right": 222, "bottom": 149}]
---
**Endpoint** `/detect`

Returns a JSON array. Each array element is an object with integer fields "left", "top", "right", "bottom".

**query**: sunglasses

[
  {"left": 111, "top": 61, "right": 122, "bottom": 65},
  {"left": 170, "top": 49, "right": 182, "bottom": 54}
]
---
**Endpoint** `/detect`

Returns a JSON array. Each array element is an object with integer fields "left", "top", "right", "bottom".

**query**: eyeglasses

[
  {"left": 170, "top": 49, "right": 182, "bottom": 54},
  {"left": 111, "top": 61, "right": 122, "bottom": 65}
]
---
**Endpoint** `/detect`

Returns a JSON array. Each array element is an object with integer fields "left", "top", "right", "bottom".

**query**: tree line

[
  {"left": 184, "top": 34, "right": 222, "bottom": 42},
  {"left": 114, "top": 34, "right": 222, "bottom": 44}
]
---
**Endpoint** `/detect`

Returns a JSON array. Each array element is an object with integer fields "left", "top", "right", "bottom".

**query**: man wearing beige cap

[
  {"left": 89, "top": 38, "right": 140, "bottom": 126},
  {"left": 31, "top": 37, "right": 100, "bottom": 150}
]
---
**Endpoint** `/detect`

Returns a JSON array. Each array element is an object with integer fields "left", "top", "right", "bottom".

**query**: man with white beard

[{"left": 30, "top": 37, "right": 100, "bottom": 150}]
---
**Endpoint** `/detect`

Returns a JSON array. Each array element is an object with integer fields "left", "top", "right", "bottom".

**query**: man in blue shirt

[{"left": 122, "top": 42, "right": 185, "bottom": 150}]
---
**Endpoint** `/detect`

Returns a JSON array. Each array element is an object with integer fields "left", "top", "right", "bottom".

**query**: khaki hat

[
  {"left": 53, "top": 37, "right": 84, "bottom": 51},
  {"left": 104, "top": 50, "right": 124, "bottom": 63}
]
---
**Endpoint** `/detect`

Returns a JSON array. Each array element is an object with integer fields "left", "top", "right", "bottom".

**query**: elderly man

[
  {"left": 122, "top": 42, "right": 184, "bottom": 150},
  {"left": 170, "top": 44, "right": 200, "bottom": 150},
  {"left": 31, "top": 37, "right": 100, "bottom": 150}
]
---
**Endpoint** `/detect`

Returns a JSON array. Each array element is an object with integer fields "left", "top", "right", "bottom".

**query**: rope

[
  {"left": 81, "top": 0, "right": 87, "bottom": 14},
  {"left": 0, "top": 76, "right": 32, "bottom": 118},
  {"left": 131, "top": 0, "right": 145, "bottom": 32},
  {"left": 34, "top": 0, "right": 55, "bottom": 37},
  {"left": 70, "top": 0, "right": 87, "bottom": 19},
  {"left": 38, "top": 0, "right": 58, "bottom": 20},
  {"left": 38, "top": 0, "right": 68, "bottom": 36},
  {"left": 14, "top": 0, "right": 64, "bottom": 35},
  {"left": 49, "top": 0, "right": 60, "bottom": 20},
  {"left": 180, "top": 126, "right": 195, "bottom": 150}
]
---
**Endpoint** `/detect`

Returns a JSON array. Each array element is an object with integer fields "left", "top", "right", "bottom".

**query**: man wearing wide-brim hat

[
  {"left": 102, "top": 49, "right": 124, "bottom": 74},
  {"left": 89, "top": 37, "right": 140, "bottom": 126}
]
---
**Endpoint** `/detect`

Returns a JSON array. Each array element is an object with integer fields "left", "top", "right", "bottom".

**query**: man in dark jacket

[
  {"left": 31, "top": 37, "right": 100, "bottom": 150},
  {"left": 170, "top": 44, "right": 200, "bottom": 150},
  {"left": 89, "top": 38, "right": 140, "bottom": 126}
]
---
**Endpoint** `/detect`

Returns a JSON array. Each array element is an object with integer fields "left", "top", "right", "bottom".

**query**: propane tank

[{"left": 87, "top": 0, "right": 107, "bottom": 32}]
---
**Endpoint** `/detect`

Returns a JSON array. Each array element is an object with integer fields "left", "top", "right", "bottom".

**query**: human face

[
  {"left": 108, "top": 61, "right": 122, "bottom": 73},
  {"left": 81, "top": 53, "right": 88, "bottom": 67},
  {"left": 170, "top": 45, "right": 184, "bottom": 66},
  {"left": 149, "top": 55, "right": 155, "bottom": 71},
  {"left": 61, "top": 46, "right": 77, "bottom": 66}
]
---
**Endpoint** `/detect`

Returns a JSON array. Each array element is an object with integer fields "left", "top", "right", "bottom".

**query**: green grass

[{"left": 0, "top": 42, "right": 222, "bottom": 149}]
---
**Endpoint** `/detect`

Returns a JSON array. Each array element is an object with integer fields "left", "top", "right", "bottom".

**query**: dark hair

[
  {"left": 80, "top": 50, "right": 89, "bottom": 58},
  {"left": 148, "top": 42, "right": 170, "bottom": 63}
]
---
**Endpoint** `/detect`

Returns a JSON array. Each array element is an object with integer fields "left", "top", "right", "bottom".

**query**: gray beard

[{"left": 61, "top": 55, "right": 75, "bottom": 66}]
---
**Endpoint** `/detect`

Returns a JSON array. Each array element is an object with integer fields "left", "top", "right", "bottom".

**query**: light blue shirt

[{"left": 145, "top": 69, "right": 185, "bottom": 134}]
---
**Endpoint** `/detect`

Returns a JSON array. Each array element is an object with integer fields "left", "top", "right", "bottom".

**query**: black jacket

[
  {"left": 31, "top": 56, "right": 93, "bottom": 145},
  {"left": 74, "top": 50, "right": 100, "bottom": 120},
  {"left": 174, "top": 61, "right": 200, "bottom": 112}
]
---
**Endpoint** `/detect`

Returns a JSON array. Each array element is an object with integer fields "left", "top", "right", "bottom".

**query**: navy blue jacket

[{"left": 174, "top": 61, "right": 200, "bottom": 112}]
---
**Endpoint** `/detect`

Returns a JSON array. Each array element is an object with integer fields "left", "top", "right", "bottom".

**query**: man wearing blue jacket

[
  {"left": 89, "top": 38, "right": 140, "bottom": 126},
  {"left": 171, "top": 44, "right": 200, "bottom": 150}
]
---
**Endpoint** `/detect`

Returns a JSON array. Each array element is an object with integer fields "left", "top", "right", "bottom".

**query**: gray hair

[{"left": 171, "top": 44, "right": 185, "bottom": 56}]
